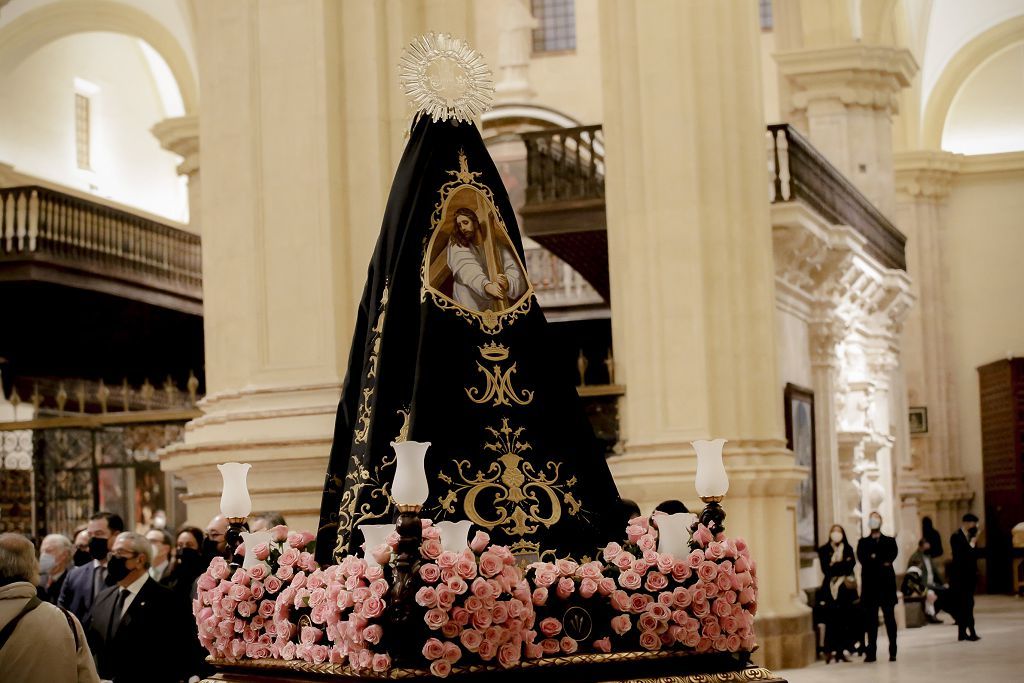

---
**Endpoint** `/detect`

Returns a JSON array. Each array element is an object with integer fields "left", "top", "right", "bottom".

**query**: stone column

[
  {"left": 808, "top": 313, "right": 845, "bottom": 540},
  {"left": 894, "top": 150, "right": 972, "bottom": 534},
  {"left": 152, "top": 115, "right": 200, "bottom": 232},
  {"left": 598, "top": 0, "right": 812, "bottom": 669},
  {"left": 775, "top": 46, "right": 917, "bottom": 218},
  {"left": 494, "top": 0, "right": 537, "bottom": 101}
]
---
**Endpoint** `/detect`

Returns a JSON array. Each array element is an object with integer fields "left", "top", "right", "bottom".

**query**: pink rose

[
  {"left": 598, "top": 577, "right": 616, "bottom": 596},
  {"left": 645, "top": 572, "right": 669, "bottom": 591},
  {"left": 421, "top": 539, "right": 442, "bottom": 559},
  {"left": 275, "top": 565, "right": 294, "bottom": 582},
  {"left": 470, "top": 530, "right": 491, "bottom": 553},
  {"left": 717, "top": 572, "right": 733, "bottom": 592},
  {"left": 539, "top": 617, "right": 562, "bottom": 638},
  {"left": 415, "top": 586, "right": 438, "bottom": 608},
  {"left": 429, "top": 660, "right": 452, "bottom": 678},
  {"left": 540, "top": 638, "right": 560, "bottom": 655},
  {"left": 578, "top": 561, "right": 602, "bottom": 580},
  {"left": 258, "top": 599, "right": 276, "bottom": 619},
  {"left": 424, "top": 607, "right": 449, "bottom": 630},
  {"left": 603, "top": 542, "right": 622, "bottom": 562},
  {"left": 610, "top": 614, "right": 632, "bottom": 635},
  {"left": 269, "top": 525, "right": 289, "bottom": 542},
  {"left": 280, "top": 641, "right": 296, "bottom": 660},
  {"left": 422, "top": 637, "right": 445, "bottom": 660},
  {"left": 579, "top": 577, "right": 598, "bottom": 599},
  {"left": 288, "top": 531, "right": 315, "bottom": 549},
  {"left": 478, "top": 638, "right": 498, "bottom": 661},
  {"left": 610, "top": 590, "right": 630, "bottom": 612},
  {"left": 649, "top": 603, "right": 671, "bottom": 622},
  {"left": 618, "top": 570, "right": 642, "bottom": 590},
  {"left": 420, "top": 563, "right": 441, "bottom": 584},
  {"left": 264, "top": 575, "right": 283, "bottom": 594},
  {"left": 638, "top": 612, "right": 658, "bottom": 632},
  {"left": 360, "top": 596, "right": 385, "bottom": 619},
  {"left": 656, "top": 553, "right": 675, "bottom": 573},
  {"left": 279, "top": 547, "right": 300, "bottom": 567},
  {"left": 532, "top": 587, "right": 548, "bottom": 606},
  {"left": 471, "top": 610, "right": 493, "bottom": 630},
  {"left": 371, "top": 544, "right": 392, "bottom": 566},
  {"left": 372, "top": 653, "right": 390, "bottom": 672},
  {"left": 436, "top": 585, "right": 456, "bottom": 610},
  {"left": 629, "top": 593, "right": 652, "bottom": 613},
  {"left": 441, "top": 620, "right": 461, "bottom": 639},
  {"left": 637, "top": 534, "right": 657, "bottom": 553},
  {"left": 447, "top": 576, "right": 468, "bottom": 595},
  {"left": 739, "top": 587, "right": 755, "bottom": 605},
  {"left": 471, "top": 577, "right": 494, "bottom": 600},
  {"left": 437, "top": 551, "right": 458, "bottom": 569},
  {"left": 533, "top": 568, "right": 557, "bottom": 588},
  {"left": 369, "top": 578, "right": 389, "bottom": 598},
  {"left": 456, "top": 556, "right": 479, "bottom": 580},
  {"left": 556, "top": 577, "right": 575, "bottom": 599},
  {"left": 460, "top": 628, "right": 483, "bottom": 652},
  {"left": 300, "top": 626, "right": 322, "bottom": 645},
  {"left": 524, "top": 642, "right": 544, "bottom": 659},
  {"left": 252, "top": 543, "right": 270, "bottom": 561},
  {"left": 726, "top": 633, "right": 742, "bottom": 652},
  {"left": 559, "top": 636, "right": 578, "bottom": 654},
  {"left": 673, "top": 587, "right": 693, "bottom": 609},
  {"left": 705, "top": 541, "right": 725, "bottom": 561},
  {"left": 720, "top": 615, "right": 738, "bottom": 634},
  {"left": 441, "top": 641, "right": 461, "bottom": 664},
  {"left": 556, "top": 558, "right": 579, "bottom": 577},
  {"left": 671, "top": 559, "right": 692, "bottom": 582},
  {"left": 593, "top": 637, "right": 612, "bottom": 653},
  {"left": 696, "top": 561, "right": 718, "bottom": 582},
  {"left": 713, "top": 599, "right": 733, "bottom": 618},
  {"left": 479, "top": 552, "right": 503, "bottom": 578},
  {"left": 693, "top": 524, "right": 713, "bottom": 547},
  {"left": 498, "top": 641, "right": 520, "bottom": 669},
  {"left": 627, "top": 524, "right": 646, "bottom": 543},
  {"left": 639, "top": 630, "right": 661, "bottom": 651},
  {"left": 613, "top": 552, "right": 635, "bottom": 571}
]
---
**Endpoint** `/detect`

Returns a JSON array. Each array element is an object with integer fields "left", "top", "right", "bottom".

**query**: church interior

[{"left": 1, "top": 0, "right": 1023, "bottom": 680}]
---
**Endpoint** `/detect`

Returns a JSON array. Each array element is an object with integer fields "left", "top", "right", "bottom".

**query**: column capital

[
  {"left": 894, "top": 150, "right": 963, "bottom": 199},
  {"left": 808, "top": 313, "right": 849, "bottom": 368},
  {"left": 776, "top": 45, "right": 918, "bottom": 115},
  {"left": 152, "top": 115, "right": 200, "bottom": 177}
]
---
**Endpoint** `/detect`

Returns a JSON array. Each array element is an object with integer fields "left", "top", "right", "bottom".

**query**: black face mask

[
  {"left": 176, "top": 547, "right": 202, "bottom": 572},
  {"left": 89, "top": 536, "right": 110, "bottom": 561},
  {"left": 201, "top": 538, "right": 221, "bottom": 562},
  {"left": 73, "top": 549, "right": 93, "bottom": 567},
  {"left": 968, "top": 526, "right": 978, "bottom": 538},
  {"left": 105, "top": 556, "right": 131, "bottom": 585}
]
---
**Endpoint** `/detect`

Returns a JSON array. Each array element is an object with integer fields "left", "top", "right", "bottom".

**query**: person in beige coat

[{"left": 0, "top": 532, "right": 99, "bottom": 683}]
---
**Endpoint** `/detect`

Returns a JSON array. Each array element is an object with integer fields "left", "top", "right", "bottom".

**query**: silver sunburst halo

[{"left": 399, "top": 32, "right": 494, "bottom": 124}]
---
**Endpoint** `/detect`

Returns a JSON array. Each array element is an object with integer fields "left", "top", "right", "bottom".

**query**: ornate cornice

[
  {"left": 152, "top": 115, "right": 200, "bottom": 176},
  {"left": 894, "top": 150, "right": 962, "bottom": 200},
  {"left": 775, "top": 45, "right": 918, "bottom": 115}
]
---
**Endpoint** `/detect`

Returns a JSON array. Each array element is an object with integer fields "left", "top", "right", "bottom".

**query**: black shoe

[
  {"left": 966, "top": 634, "right": 980, "bottom": 641},
  {"left": 865, "top": 655, "right": 877, "bottom": 663},
  {"left": 926, "top": 615, "right": 943, "bottom": 624},
  {"left": 889, "top": 654, "right": 897, "bottom": 662}
]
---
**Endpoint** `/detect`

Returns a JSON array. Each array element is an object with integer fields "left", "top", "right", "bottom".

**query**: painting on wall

[
  {"left": 784, "top": 384, "right": 818, "bottom": 557},
  {"left": 909, "top": 406, "right": 929, "bottom": 434}
]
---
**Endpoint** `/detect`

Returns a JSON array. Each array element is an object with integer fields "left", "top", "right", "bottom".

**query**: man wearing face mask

[
  {"left": 144, "top": 529, "right": 174, "bottom": 583},
  {"left": 204, "top": 514, "right": 229, "bottom": 563},
  {"left": 950, "top": 513, "right": 982, "bottom": 641},
  {"left": 856, "top": 511, "right": 898, "bottom": 662},
  {"left": 84, "top": 532, "right": 188, "bottom": 683},
  {"left": 59, "top": 512, "right": 124, "bottom": 623},
  {"left": 37, "top": 533, "right": 74, "bottom": 604},
  {"left": 72, "top": 529, "right": 92, "bottom": 568}
]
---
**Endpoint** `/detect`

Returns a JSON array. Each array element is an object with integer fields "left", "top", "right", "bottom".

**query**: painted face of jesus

[{"left": 456, "top": 213, "right": 477, "bottom": 240}]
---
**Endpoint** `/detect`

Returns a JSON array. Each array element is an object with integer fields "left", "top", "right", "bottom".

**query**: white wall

[
  {"left": 0, "top": 31, "right": 187, "bottom": 221},
  {"left": 945, "top": 160, "right": 1024, "bottom": 512},
  {"left": 776, "top": 306, "right": 813, "bottom": 391}
]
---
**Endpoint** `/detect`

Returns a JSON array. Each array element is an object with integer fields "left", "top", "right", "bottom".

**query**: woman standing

[{"left": 817, "top": 524, "right": 859, "bottom": 662}]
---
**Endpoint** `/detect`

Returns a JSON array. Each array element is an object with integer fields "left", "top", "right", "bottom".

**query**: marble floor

[{"left": 778, "top": 595, "right": 1024, "bottom": 682}]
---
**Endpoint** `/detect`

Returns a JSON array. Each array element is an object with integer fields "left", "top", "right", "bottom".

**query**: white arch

[{"left": 0, "top": 0, "right": 198, "bottom": 113}]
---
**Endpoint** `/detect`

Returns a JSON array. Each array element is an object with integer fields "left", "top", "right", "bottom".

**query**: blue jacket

[{"left": 57, "top": 561, "right": 102, "bottom": 623}]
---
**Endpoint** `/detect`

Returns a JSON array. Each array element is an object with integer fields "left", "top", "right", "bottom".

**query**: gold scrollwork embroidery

[
  {"left": 436, "top": 419, "right": 585, "bottom": 540},
  {"left": 465, "top": 343, "right": 534, "bottom": 407}
]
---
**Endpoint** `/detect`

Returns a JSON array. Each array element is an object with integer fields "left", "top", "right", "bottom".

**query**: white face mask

[
  {"left": 869, "top": 517, "right": 881, "bottom": 531},
  {"left": 830, "top": 531, "right": 843, "bottom": 544}
]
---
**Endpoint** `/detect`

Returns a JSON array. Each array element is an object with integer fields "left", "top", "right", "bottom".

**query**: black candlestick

[
  {"left": 387, "top": 504, "right": 424, "bottom": 666},
  {"left": 225, "top": 516, "right": 249, "bottom": 569},
  {"left": 690, "top": 496, "right": 726, "bottom": 549}
]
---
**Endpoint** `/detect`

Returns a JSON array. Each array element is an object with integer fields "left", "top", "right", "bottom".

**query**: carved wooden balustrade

[
  {"left": 766, "top": 123, "right": 907, "bottom": 271},
  {"left": 522, "top": 124, "right": 604, "bottom": 206},
  {"left": 0, "top": 185, "right": 202, "bottom": 312}
]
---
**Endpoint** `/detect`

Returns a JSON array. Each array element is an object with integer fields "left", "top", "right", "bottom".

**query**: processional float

[{"left": 198, "top": 33, "right": 786, "bottom": 683}]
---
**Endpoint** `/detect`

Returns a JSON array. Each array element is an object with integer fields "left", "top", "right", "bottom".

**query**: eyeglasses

[{"left": 111, "top": 550, "right": 140, "bottom": 559}]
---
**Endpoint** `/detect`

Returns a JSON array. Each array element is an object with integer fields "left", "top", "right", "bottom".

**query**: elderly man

[
  {"left": 59, "top": 512, "right": 124, "bottom": 623},
  {"left": 85, "top": 532, "right": 188, "bottom": 683},
  {"left": 249, "top": 511, "right": 287, "bottom": 533},
  {"left": 204, "top": 514, "right": 229, "bottom": 563},
  {"left": 37, "top": 533, "right": 74, "bottom": 604},
  {"left": 144, "top": 529, "right": 174, "bottom": 583},
  {"left": 0, "top": 533, "right": 100, "bottom": 682}
]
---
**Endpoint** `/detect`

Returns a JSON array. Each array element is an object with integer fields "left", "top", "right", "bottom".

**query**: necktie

[
  {"left": 93, "top": 564, "right": 107, "bottom": 599},
  {"left": 108, "top": 588, "right": 130, "bottom": 639}
]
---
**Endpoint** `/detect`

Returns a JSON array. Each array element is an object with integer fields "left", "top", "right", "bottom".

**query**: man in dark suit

[
  {"left": 58, "top": 511, "right": 124, "bottom": 622},
  {"left": 36, "top": 533, "right": 73, "bottom": 604},
  {"left": 85, "top": 531, "right": 189, "bottom": 682},
  {"left": 950, "top": 512, "right": 982, "bottom": 641},
  {"left": 857, "top": 511, "right": 899, "bottom": 662}
]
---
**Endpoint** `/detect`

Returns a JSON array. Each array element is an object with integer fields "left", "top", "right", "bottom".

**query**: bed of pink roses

[
  {"left": 415, "top": 529, "right": 540, "bottom": 677},
  {"left": 194, "top": 519, "right": 758, "bottom": 677},
  {"left": 194, "top": 525, "right": 392, "bottom": 673},
  {"left": 524, "top": 518, "right": 758, "bottom": 656}
]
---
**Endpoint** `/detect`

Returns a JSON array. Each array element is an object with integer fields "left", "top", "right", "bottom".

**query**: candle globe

[
  {"left": 390, "top": 440, "right": 431, "bottom": 509},
  {"left": 692, "top": 439, "right": 729, "bottom": 500},
  {"left": 435, "top": 520, "right": 474, "bottom": 554},
  {"left": 217, "top": 462, "right": 253, "bottom": 519}
]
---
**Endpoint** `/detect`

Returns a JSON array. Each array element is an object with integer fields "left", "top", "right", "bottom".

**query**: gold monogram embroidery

[{"left": 465, "top": 343, "right": 534, "bottom": 407}]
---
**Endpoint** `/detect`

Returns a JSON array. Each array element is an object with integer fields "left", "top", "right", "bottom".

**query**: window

[
  {"left": 531, "top": 0, "right": 576, "bottom": 53},
  {"left": 759, "top": 0, "right": 773, "bottom": 31},
  {"left": 75, "top": 93, "right": 91, "bottom": 170}
]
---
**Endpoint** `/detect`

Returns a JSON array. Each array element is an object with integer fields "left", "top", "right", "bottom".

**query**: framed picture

[
  {"left": 784, "top": 384, "right": 818, "bottom": 558},
  {"left": 909, "top": 406, "right": 929, "bottom": 434}
]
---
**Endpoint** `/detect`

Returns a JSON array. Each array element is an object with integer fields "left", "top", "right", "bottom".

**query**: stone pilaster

[
  {"left": 894, "top": 150, "right": 973, "bottom": 534},
  {"left": 152, "top": 115, "right": 200, "bottom": 232},
  {"left": 598, "top": 0, "right": 812, "bottom": 670},
  {"left": 775, "top": 45, "right": 917, "bottom": 217}
]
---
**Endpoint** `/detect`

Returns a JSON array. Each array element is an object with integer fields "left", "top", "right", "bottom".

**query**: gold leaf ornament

[{"left": 400, "top": 33, "right": 494, "bottom": 123}]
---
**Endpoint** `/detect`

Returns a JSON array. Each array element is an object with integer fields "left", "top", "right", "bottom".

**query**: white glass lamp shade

[
  {"left": 654, "top": 512, "right": 697, "bottom": 559},
  {"left": 240, "top": 530, "right": 273, "bottom": 569},
  {"left": 217, "top": 462, "right": 253, "bottom": 518},
  {"left": 435, "top": 520, "right": 474, "bottom": 554},
  {"left": 692, "top": 439, "right": 729, "bottom": 498},
  {"left": 390, "top": 440, "right": 430, "bottom": 506},
  {"left": 359, "top": 523, "right": 395, "bottom": 568}
]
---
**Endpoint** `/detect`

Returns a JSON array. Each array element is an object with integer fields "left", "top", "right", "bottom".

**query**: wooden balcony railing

[
  {"left": 767, "top": 124, "right": 907, "bottom": 271},
  {"left": 521, "top": 125, "right": 604, "bottom": 206},
  {"left": 0, "top": 185, "right": 202, "bottom": 309}
]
